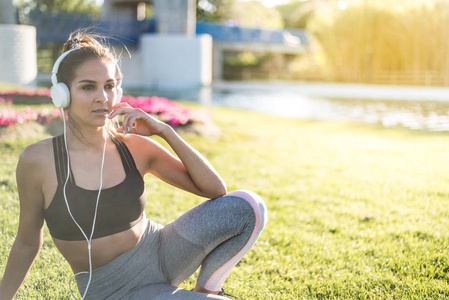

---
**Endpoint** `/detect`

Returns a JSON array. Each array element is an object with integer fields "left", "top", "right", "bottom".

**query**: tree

[
  {"left": 16, "top": 0, "right": 101, "bottom": 16},
  {"left": 229, "top": 1, "right": 283, "bottom": 29},
  {"left": 276, "top": 0, "right": 332, "bottom": 29},
  {"left": 197, "top": 0, "right": 283, "bottom": 29},
  {"left": 196, "top": 0, "right": 234, "bottom": 22}
]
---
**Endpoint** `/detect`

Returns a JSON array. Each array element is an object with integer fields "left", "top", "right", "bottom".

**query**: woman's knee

[{"left": 224, "top": 190, "right": 268, "bottom": 230}]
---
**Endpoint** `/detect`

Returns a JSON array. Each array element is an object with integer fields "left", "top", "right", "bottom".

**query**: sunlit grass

[{"left": 1, "top": 107, "right": 449, "bottom": 299}]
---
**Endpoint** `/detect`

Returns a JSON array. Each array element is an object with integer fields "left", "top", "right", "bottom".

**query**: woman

[{"left": 0, "top": 31, "right": 267, "bottom": 299}]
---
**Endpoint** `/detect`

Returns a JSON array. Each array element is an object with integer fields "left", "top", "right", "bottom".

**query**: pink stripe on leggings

[{"left": 203, "top": 190, "right": 267, "bottom": 291}]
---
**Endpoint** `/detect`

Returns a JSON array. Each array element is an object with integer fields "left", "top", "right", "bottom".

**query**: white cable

[{"left": 61, "top": 108, "right": 108, "bottom": 299}]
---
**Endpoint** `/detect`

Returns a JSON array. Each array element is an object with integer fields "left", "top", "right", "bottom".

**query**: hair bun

[{"left": 69, "top": 38, "right": 81, "bottom": 49}]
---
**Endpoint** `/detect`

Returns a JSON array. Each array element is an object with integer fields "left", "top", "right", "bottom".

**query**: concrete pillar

[
  {"left": 101, "top": 0, "right": 213, "bottom": 89},
  {"left": 102, "top": 0, "right": 138, "bottom": 21},
  {"left": 140, "top": 34, "right": 212, "bottom": 89},
  {"left": 153, "top": 0, "right": 196, "bottom": 36},
  {"left": 212, "top": 44, "right": 224, "bottom": 81},
  {"left": 0, "top": 25, "right": 37, "bottom": 85},
  {"left": 0, "top": 0, "right": 15, "bottom": 24}
]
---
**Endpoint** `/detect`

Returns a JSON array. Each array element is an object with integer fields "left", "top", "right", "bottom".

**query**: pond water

[{"left": 129, "top": 81, "right": 449, "bottom": 131}]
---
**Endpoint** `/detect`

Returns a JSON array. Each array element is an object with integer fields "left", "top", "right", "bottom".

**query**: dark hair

[{"left": 58, "top": 29, "right": 121, "bottom": 87}]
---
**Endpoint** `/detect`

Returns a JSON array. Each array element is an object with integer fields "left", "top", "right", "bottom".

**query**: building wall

[{"left": 153, "top": 0, "right": 196, "bottom": 35}]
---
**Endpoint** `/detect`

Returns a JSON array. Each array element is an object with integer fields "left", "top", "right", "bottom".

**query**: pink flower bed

[
  {"left": 0, "top": 89, "right": 210, "bottom": 129},
  {"left": 121, "top": 95, "right": 210, "bottom": 126},
  {"left": 0, "top": 108, "right": 61, "bottom": 128},
  {"left": 0, "top": 88, "right": 51, "bottom": 98},
  {"left": 0, "top": 96, "right": 13, "bottom": 104}
]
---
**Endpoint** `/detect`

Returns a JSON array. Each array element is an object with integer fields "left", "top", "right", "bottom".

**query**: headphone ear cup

[{"left": 50, "top": 83, "right": 70, "bottom": 108}]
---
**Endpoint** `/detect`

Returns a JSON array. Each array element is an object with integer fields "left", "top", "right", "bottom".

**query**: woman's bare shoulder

[
  {"left": 119, "top": 133, "right": 168, "bottom": 173},
  {"left": 15, "top": 137, "right": 56, "bottom": 201},
  {"left": 18, "top": 137, "right": 54, "bottom": 167},
  {"left": 121, "top": 133, "right": 160, "bottom": 150}
]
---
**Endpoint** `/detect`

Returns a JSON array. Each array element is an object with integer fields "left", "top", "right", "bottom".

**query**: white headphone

[{"left": 50, "top": 48, "right": 123, "bottom": 108}]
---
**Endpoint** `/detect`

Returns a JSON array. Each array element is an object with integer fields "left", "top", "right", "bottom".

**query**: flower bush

[
  {"left": 0, "top": 96, "right": 13, "bottom": 104},
  {"left": 121, "top": 95, "right": 210, "bottom": 126},
  {"left": 0, "top": 108, "right": 60, "bottom": 128},
  {"left": 0, "top": 89, "right": 210, "bottom": 129},
  {"left": 0, "top": 88, "right": 51, "bottom": 98},
  {"left": 0, "top": 88, "right": 52, "bottom": 105}
]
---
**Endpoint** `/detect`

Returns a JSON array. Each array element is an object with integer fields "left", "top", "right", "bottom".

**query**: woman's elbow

[
  {"left": 205, "top": 181, "right": 227, "bottom": 199},
  {"left": 15, "top": 229, "right": 44, "bottom": 253},
  {"left": 216, "top": 184, "right": 228, "bottom": 198},
  {"left": 218, "top": 179, "right": 228, "bottom": 195}
]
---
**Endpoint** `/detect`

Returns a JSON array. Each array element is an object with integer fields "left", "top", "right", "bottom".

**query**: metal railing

[
  {"left": 21, "top": 12, "right": 308, "bottom": 47},
  {"left": 196, "top": 21, "right": 308, "bottom": 46},
  {"left": 21, "top": 12, "right": 154, "bottom": 45}
]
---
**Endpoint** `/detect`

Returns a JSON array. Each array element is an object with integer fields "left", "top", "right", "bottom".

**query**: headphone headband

[
  {"left": 51, "top": 48, "right": 123, "bottom": 85},
  {"left": 51, "top": 48, "right": 78, "bottom": 86}
]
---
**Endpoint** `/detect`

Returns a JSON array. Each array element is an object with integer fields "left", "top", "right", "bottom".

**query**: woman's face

[{"left": 69, "top": 58, "right": 118, "bottom": 128}]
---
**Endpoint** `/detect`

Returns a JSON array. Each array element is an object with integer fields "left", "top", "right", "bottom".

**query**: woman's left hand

[{"left": 108, "top": 102, "right": 168, "bottom": 136}]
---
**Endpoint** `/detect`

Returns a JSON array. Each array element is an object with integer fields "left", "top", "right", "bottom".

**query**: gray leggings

[{"left": 76, "top": 190, "right": 268, "bottom": 299}]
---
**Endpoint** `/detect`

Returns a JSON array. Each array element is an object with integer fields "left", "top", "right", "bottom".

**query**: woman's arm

[
  {"left": 109, "top": 103, "right": 227, "bottom": 199},
  {"left": 0, "top": 145, "right": 45, "bottom": 299},
  {"left": 151, "top": 125, "right": 227, "bottom": 198}
]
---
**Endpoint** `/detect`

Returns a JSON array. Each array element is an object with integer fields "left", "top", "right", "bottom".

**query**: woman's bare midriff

[{"left": 52, "top": 217, "right": 147, "bottom": 274}]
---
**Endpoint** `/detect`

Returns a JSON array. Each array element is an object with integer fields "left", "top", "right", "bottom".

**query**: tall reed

[{"left": 305, "top": 0, "right": 449, "bottom": 85}]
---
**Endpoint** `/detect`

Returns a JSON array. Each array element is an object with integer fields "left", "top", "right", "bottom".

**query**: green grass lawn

[{"left": 1, "top": 106, "right": 449, "bottom": 299}]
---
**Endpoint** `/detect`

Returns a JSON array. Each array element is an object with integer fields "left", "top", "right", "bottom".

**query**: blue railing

[
  {"left": 24, "top": 12, "right": 155, "bottom": 45},
  {"left": 196, "top": 21, "right": 308, "bottom": 46},
  {"left": 22, "top": 12, "right": 308, "bottom": 47}
]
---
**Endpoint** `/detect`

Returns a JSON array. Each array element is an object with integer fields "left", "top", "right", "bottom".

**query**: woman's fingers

[
  {"left": 108, "top": 107, "right": 134, "bottom": 119},
  {"left": 122, "top": 113, "right": 139, "bottom": 134},
  {"left": 122, "top": 109, "right": 154, "bottom": 134},
  {"left": 108, "top": 102, "right": 133, "bottom": 119},
  {"left": 112, "top": 102, "right": 131, "bottom": 109},
  {"left": 109, "top": 105, "right": 164, "bottom": 136}
]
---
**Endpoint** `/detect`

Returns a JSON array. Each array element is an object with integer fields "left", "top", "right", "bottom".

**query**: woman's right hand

[{"left": 108, "top": 102, "right": 169, "bottom": 137}]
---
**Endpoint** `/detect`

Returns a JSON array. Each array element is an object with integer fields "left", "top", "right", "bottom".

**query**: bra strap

[{"left": 110, "top": 134, "right": 139, "bottom": 174}]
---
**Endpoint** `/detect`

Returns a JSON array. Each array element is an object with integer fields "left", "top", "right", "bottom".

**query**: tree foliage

[
  {"left": 228, "top": 1, "right": 283, "bottom": 29},
  {"left": 276, "top": 0, "right": 337, "bottom": 29},
  {"left": 197, "top": 0, "right": 283, "bottom": 29},
  {"left": 196, "top": 0, "right": 235, "bottom": 22},
  {"left": 276, "top": 0, "right": 311, "bottom": 29},
  {"left": 16, "top": 0, "right": 101, "bottom": 15}
]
